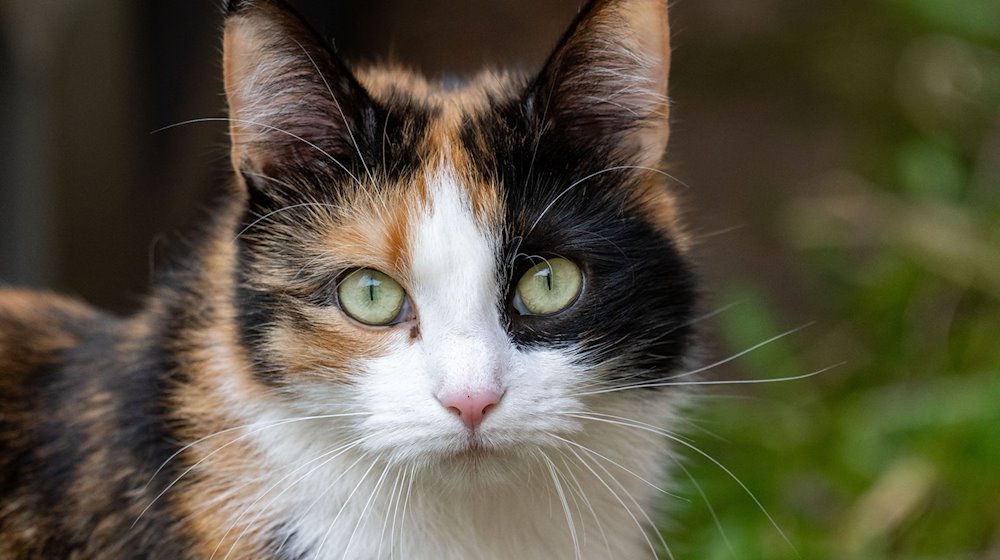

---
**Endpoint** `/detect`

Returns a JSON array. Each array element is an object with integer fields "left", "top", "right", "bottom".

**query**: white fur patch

[{"left": 407, "top": 167, "right": 508, "bottom": 397}]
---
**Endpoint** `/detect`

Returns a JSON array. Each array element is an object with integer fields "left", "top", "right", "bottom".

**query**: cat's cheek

[{"left": 491, "top": 347, "right": 591, "bottom": 438}]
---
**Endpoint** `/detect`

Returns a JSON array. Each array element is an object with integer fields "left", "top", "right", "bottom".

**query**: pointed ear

[
  {"left": 223, "top": 0, "right": 373, "bottom": 188},
  {"left": 529, "top": 0, "right": 671, "bottom": 168}
]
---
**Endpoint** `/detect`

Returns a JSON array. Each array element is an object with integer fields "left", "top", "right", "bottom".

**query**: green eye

[
  {"left": 514, "top": 257, "right": 583, "bottom": 316},
  {"left": 337, "top": 269, "right": 407, "bottom": 326}
]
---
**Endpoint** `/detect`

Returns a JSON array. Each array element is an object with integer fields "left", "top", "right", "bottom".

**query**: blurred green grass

[{"left": 663, "top": 0, "right": 1000, "bottom": 558}]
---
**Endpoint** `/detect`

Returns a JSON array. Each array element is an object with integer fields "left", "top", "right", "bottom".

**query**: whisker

[
  {"left": 272, "top": 452, "right": 371, "bottom": 555},
  {"left": 136, "top": 412, "right": 366, "bottom": 527},
  {"left": 579, "top": 363, "right": 843, "bottom": 396},
  {"left": 376, "top": 467, "right": 404, "bottom": 560},
  {"left": 582, "top": 444, "right": 674, "bottom": 560},
  {"left": 561, "top": 444, "right": 661, "bottom": 559},
  {"left": 647, "top": 300, "right": 745, "bottom": 343},
  {"left": 312, "top": 457, "right": 381, "bottom": 560},
  {"left": 574, "top": 324, "right": 819, "bottom": 396},
  {"left": 555, "top": 452, "right": 612, "bottom": 557},
  {"left": 290, "top": 38, "right": 376, "bottom": 188},
  {"left": 552, "top": 424, "right": 675, "bottom": 559},
  {"left": 659, "top": 322, "right": 814, "bottom": 383},
  {"left": 564, "top": 412, "right": 798, "bottom": 556},
  {"left": 234, "top": 201, "right": 344, "bottom": 241},
  {"left": 567, "top": 302, "right": 748, "bottom": 393},
  {"left": 217, "top": 435, "right": 373, "bottom": 560},
  {"left": 341, "top": 462, "right": 394, "bottom": 559},
  {"left": 526, "top": 165, "right": 685, "bottom": 239},
  {"left": 152, "top": 117, "right": 364, "bottom": 188},
  {"left": 675, "top": 459, "right": 737, "bottom": 559},
  {"left": 152, "top": 413, "right": 367, "bottom": 478},
  {"left": 549, "top": 432, "right": 686, "bottom": 501},
  {"left": 398, "top": 463, "right": 416, "bottom": 559},
  {"left": 538, "top": 449, "right": 582, "bottom": 560}
]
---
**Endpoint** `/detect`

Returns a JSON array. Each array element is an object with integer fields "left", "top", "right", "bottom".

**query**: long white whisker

[
  {"left": 218, "top": 435, "right": 373, "bottom": 560},
  {"left": 136, "top": 413, "right": 365, "bottom": 528},
  {"left": 549, "top": 432, "right": 686, "bottom": 501},
  {"left": 291, "top": 38, "right": 376, "bottom": 188},
  {"left": 341, "top": 462, "right": 393, "bottom": 559},
  {"left": 664, "top": 323, "right": 814, "bottom": 382},
  {"left": 579, "top": 363, "right": 843, "bottom": 396},
  {"left": 213, "top": 440, "right": 344, "bottom": 559},
  {"left": 579, "top": 442, "right": 673, "bottom": 560},
  {"left": 152, "top": 117, "right": 364, "bottom": 188},
  {"left": 312, "top": 457, "right": 381, "bottom": 560},
  {"left": 146, "top": 412, "right": 365, "bottom": 489},
  {"left": 376, "top": 467, "right": 404, "bottom": 560},
  {"left": 273, "top": 451, "right": 369, "bottom": 555},
  {"left": 564, "top": 413, "right": 798, "bottom": 556},
  {"left": 675, "top": 459, "right": 737, "bottom": 559},
  {"left": 399, "top": 463, "right": 416, "bottom": 559},
  {"left": 539, "top": 449, "right": 582, "bottom": 560},
  {"left": 526, "top": 165, "right": 681, "bottom": 238},
  {"left": 389, "top": 465, "right": 411, "bottom": 560},
  {"left": 562, "top": 445, "right": 661, "bottom": 559},
  {"left": 575, "top": 324, "right": 819, "bottom": 396},
  {"left": 584, "top": 444, "right": 673, "bottom": 560},
  {"left": 555, "top": 451, "right": 612, "bottom": 557},
  {"left": 644, "top": 300, "right": 745, "bottom": 345},
  {"left": 234, "top": 202, "right": 344, "bottom": 241}
]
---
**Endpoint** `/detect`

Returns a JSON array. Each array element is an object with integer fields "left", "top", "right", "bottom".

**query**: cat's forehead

[
  {"left": 356, "top": 66, "right": 520, "bottom": 117},
  {"left": 308, "top": 66, "right": 688, "bottom": 284},
  {"left": 351, "top": 66, "right": 510, "bottom": 222}
]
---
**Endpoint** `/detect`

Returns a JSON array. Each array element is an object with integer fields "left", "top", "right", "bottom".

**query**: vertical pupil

[
  {"left": 545, "top": 267, "right": 552, "bottom": 291},
  {"left": 363, "top": 275, "right": 380, "bottom": 302}
]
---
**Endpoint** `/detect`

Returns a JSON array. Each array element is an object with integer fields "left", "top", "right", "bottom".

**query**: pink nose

[{"left": 438, "top": 390, "right": 503, "bottom": 431}]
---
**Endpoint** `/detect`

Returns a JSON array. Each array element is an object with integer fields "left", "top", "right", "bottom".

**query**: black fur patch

[{"left": 461, "top": 93, "right": 697, "bottom": 386}]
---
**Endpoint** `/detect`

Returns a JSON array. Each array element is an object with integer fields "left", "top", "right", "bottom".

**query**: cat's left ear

[
  {"left": 223, "top": 0, "right": 375, "bottom": 188},
  {"left": 528, "top": 0, "right": 671, "bottom": 168}
]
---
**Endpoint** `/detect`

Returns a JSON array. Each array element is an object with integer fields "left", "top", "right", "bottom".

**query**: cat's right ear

[{"left": 223, "top": 0, "right": 374, "bottom": 191}]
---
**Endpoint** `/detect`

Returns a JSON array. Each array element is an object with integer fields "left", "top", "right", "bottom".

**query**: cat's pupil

[{"left": 535, "top": 267, "right": 553, "bottom": 291}]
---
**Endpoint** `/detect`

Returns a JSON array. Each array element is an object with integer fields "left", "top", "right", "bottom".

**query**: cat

[{"left": 0, "top": 0, "right": 697, "bottom": 558}]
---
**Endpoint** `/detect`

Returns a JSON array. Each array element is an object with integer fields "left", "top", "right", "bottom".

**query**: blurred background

[{"left": 1, "top": 0, "right": 998, "bottom": 558}]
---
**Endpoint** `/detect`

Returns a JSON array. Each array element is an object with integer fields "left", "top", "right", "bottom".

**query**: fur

[{"left": 0, "top": 0, "right": 697, "bottom": 558}]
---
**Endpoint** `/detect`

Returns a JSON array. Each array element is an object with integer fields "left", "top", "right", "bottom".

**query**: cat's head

[{"left": 221, "top": 0, "right": 695, "bottom": 475}]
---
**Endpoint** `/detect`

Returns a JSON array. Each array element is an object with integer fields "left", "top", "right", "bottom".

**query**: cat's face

[{"left": 223, "top": 0, "right": 694, "bottom": 475}]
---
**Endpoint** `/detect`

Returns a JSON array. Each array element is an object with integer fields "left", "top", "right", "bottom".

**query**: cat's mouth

[
  {"left": 464, "top": 437, "right": 490, "bottom": 456},
  {"left": 449, "top": 435, "right": 503, "bottom": 462}
]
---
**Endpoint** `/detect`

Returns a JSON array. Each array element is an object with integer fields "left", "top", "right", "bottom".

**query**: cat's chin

[
  {"left": 431, "top": 448, "right": 536, "bottom": 487},
  {"left": 417, "top": 437, "right": 534, "bottom": 480}
]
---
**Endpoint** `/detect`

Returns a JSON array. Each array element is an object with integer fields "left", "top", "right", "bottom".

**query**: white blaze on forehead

[{"left": 409, "top": 165, "right": 506, "bottom": 391}]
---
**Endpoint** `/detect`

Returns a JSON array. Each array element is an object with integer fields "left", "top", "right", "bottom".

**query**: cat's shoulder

[{"left": 0, "top": 288, "right": 110, "bottom": 383}]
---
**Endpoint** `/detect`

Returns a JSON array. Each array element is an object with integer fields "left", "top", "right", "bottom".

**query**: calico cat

[{"left": 0, "top": 0, "right": 697, "bottom": 558}]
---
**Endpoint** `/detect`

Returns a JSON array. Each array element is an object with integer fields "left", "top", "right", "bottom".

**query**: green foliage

[
  {"left": 891, "top": 0, "right": 1000, "bottom": 46},
  {"left": 663, "top": 1, "right": 1000, "bottom": 558}
]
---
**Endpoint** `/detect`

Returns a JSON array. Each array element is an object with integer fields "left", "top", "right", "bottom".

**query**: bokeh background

[{"left": 1, "top": 0, "right": 998, "bottom": 558}]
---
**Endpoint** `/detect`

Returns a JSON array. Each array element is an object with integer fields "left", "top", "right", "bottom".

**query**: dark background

[{"left": 2, "top": 1, "right": 998, "bottom": 557}]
